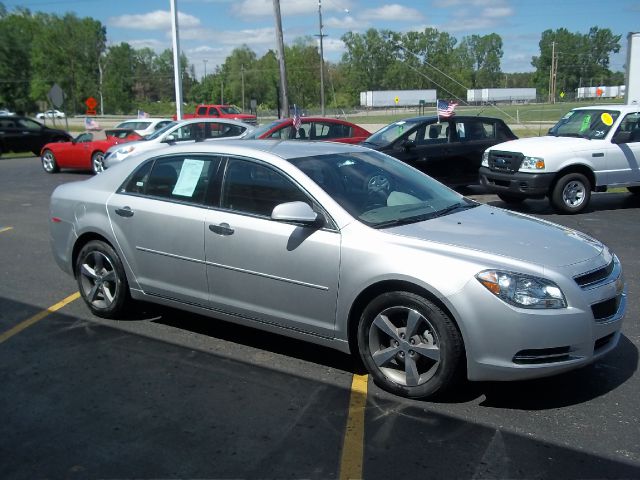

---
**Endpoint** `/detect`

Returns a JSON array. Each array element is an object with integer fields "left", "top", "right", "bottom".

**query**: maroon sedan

[
  {"left": 244, "top": 117, "right": 371, "bottom": 144},
  {"left": 41, "top": 129, "right": 141, "bottom": 175}
]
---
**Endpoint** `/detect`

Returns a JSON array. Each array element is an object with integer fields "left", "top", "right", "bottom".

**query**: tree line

[{"left": 0, "top": 3, "right": 624, "bottom": 116}]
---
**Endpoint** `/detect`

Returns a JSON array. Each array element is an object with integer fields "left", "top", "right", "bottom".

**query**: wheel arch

[
  {"left": 346, "top": 279, "right": 466, "bottom": 360},
  {"left": 551, "top": 164, "right": 596, "bottom": 193}
]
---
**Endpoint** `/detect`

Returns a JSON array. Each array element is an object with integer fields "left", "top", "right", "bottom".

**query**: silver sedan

[{"left": 49, "top": 140, "right": 626, "bottom": 399}]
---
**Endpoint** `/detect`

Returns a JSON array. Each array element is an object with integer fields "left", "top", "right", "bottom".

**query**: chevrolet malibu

[{"left": 49, "top": 140, "right": 626, "bottom": 398}]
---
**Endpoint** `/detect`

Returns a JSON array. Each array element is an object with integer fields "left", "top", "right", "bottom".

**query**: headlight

[
  {"left": 519, "top": 156, "right": 545, "bottom": 171},
  {"left": 476, "top": 270, "right": 566, "bottom": 309},
  {"left": 112, "top": 145, "right": 136, "bottom": 161},
  {"left": 481, "top": 151, "right": 489, "bottom": 167}
]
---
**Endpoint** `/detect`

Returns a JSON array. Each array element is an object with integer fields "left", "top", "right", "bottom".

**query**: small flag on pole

[
  {"left": 137, "top": 110, "right": 149, "bottom": 119},
  {"left": 437, "top": 99, "right": 458, "bottom": 119},
  {"left": 292, "top": 104, "right": 302, "bottom": 131},
  {"left": 84, "top": 116, "right": 100, "bottom": 130}
]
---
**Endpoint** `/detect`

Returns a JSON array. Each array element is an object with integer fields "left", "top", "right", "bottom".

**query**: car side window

[
  {"left": 208, "top": 123, "right": 244, "bottom": 138},
  {"left": 313, "top": 122, "right": 352, "bottom": 140},
  {"left": 120, "top": 156, "right": 219, "bottom": 205},
  {"left": 422, "top": 124, "right": 449, "bottom": 144},
  {"left": 76, "top": 133, "right": 93, "bottom": 143},
  {"left": 221, "top": 158, "right": 309, "bottom": 217},
  {"left": 616, "top": 113, "right": 640, "bottom": 143},
  {"left": 18, "top": 118, "right": 41, "bottom": 130}
]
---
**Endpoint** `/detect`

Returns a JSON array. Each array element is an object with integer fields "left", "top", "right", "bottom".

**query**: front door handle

[
  {"left": 115, "top": 207, "right": 134, "bottom": 218},
  {"left": 209, "top": 223, "right": 234, "bottom": 235}
]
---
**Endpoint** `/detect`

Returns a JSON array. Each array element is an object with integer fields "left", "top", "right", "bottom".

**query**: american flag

[
  {"left": 84, "top": 116, "right": 100, "bottom": 130},
  {"left": 437, "top": 99, "right": 458, "bottom": 118},
  {"left": 137, "top": 110, "right": 149, "bottom": 119},
  {"left": 292, "top": 105, "right": 302, "bottom": 131}
]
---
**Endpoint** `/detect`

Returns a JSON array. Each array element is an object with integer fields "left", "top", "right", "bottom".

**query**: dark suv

[
  {"left": 0, "top": 115, "right": 71, "bottom": 157},
  {"left": 361, "top": 115, "right": 517, "bottom": 187}
]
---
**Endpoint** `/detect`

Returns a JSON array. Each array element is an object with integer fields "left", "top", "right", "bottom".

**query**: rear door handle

[
  {"left": 209, "top": 223, "right": 234, "bottom": 235},
  {"left": 115, "top": 207, "right": 134, "bottom": 218}
]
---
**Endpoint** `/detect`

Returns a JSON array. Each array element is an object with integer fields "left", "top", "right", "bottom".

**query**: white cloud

[
  {"left": 231, "top": 0, "right": 353, "bottom": 18},
  {"left": 122, "top": 38, "right": 168, "bottom": 51},
  {"left": 108, "top": 10, "right": 202, "bottom": 30},
  {"left": 325, "top": 15, "right": 360, "bottom": 29},
  {"left": 358, "top": 4, "right": 423, "bottom": 22}
]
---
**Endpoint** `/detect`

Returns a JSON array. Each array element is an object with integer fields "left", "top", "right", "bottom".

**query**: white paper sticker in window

[{"left": 172, "top": 159, "right": 205, "bottom": 197}]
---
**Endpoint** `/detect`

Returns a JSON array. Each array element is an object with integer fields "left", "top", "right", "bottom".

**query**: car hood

[
  {"left": 487, "top": 136, "right": 606, "bottom": 156},
  {"left": 385, "top": 204, "right": 603, "bottom": 268}
]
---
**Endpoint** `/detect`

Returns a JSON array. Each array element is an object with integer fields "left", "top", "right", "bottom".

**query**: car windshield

[
  {"left": 243, "top": 120, "right": 284, "bottom": 139},
  {"left": 145, "top": 121, "right": 178, "bottom": 140},
  {"left": 220, "top": 105, "right": 242, "bottom": 114},
  {"left": 287, "top": 150, "right": 477, "bottom": 228},
  {"left": 548, "top": 109, "right": 620, "bottom": 139},
  {"left": 362, "top": 119, "right": 423, "bottom": 147}
]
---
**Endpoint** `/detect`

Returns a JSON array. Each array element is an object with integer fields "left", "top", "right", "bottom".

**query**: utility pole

[
  {"left": 170, "top": 0, "right": 184, "bottom": 120},
  {"left": 272, "top": 0, "right": 289, "bottom": 118},
  {"left": 241, "top": 64, "right": 245, "bottom": 111},
  {"left": 316, "top": 0, "right": 326, "bottom": 116},
  {"left": 548, "top": 41, "right": 555, "bottom": 104}
]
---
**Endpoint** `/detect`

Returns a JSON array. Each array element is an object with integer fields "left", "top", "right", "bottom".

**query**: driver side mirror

[
  {"left": 163, "top": 134, "right": 177, "bottom": 143},
  {"left": 612, "top": 131, "right": 632, "bottom": 144},
  {"left": 271, "top": 201, "right": 324, "bottom": 227}
]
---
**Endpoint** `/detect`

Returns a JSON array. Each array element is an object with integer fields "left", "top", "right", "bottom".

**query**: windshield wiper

[
  {"left": 431, "top": 202, "right": 478, "bottom": 218},
  {"left": 371, "top": 213, "right": 436, "bottom": 229}
]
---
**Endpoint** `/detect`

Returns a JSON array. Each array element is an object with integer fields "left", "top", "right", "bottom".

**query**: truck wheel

[
  {"left": 551, "top": 173, "right": 591, "bottom": 214},
  {"left": 497, "top": 193, "right": 525, "bottom": 204}
]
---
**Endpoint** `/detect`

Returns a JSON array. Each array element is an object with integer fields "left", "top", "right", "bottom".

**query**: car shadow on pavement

[{"left": 483, "top": 191, "right": 640, "bottom": 215}]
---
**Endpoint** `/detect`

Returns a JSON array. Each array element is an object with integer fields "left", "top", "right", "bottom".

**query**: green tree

[
  {"left": 459, "top": 33, "right": 503, "bottom": 88},
  {"left": 102, "top": 43, "right": 136, "bottom": 114}
]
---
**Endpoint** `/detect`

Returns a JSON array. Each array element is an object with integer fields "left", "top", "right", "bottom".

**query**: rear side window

[{"left": 120, "top": 155, "right": 220, "bottom": 205}]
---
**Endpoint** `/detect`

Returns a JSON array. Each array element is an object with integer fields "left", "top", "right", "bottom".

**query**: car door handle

[
  {"left": 209, "top": 223, "right": 234, "bottom": 235},
  {"left": 115, "top": 207, "right": 134, "bottom": 218}
]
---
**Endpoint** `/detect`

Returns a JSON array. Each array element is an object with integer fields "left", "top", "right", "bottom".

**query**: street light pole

[
  {"left": 170, "top": 0, "right": 184, "bottom": 120},
  {"left": 317, "top": 0, "right": 326, "bottom": 116}
]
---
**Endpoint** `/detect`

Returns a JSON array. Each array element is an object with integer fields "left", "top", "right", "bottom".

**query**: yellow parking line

[
  {"left": 0, "top": 226, "right": 14, "bottom": 234},
  {"left": 0, "top": 292, "right": 81, "bottom": 344},
  {"left": 339, "top": 374, "right": 368, "bottom": 480}
]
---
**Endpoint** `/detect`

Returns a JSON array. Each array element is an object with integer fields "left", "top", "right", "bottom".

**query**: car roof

[
  {"left": 396, "top": 115, "right": 506, "bottom": 123},
  {"left": 573, "top": 104, "right": 640, "bottom": 113}
]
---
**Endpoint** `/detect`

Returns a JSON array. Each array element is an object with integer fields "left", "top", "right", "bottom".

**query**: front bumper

[
  {"left": 479, "top": 166, "right": 555, "bottom": 197},
  {"left": 446, "top": 256, "right": 626, "bottom": 382}
]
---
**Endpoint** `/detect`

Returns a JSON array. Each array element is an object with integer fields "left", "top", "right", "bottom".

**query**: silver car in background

[
  {"left": 50, "top": 140, "right": 626, "bottom": 399},
  {"left": 103, "top": 118, "right": 254, "bottom": 168}
]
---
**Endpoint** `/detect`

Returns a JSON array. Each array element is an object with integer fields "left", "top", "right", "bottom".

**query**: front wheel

[
  {"left": 357, "top": 291, "right": 464, "bottom": 399},
  {"left": 91, "top": 151, "right": 105, "bottom": 174},
  {"left": 41, "top": 149, "right": 59, "bottom": 173},
  {"left": 550, "top": 173, "right": 591, "bottom": 214},
  {"left": 75, "top": 240, "right": 130, "bottom": 318}
]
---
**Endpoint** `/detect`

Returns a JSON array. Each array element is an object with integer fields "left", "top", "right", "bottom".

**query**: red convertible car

[
  {"left": 244, "top": 117, "right": 371, "bottom": 144},
  {"left": 41, "top": 129, "right": 141, "bottom": 174}
]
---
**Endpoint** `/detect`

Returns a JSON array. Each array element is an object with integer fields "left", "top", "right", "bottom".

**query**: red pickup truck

[{"left": 178, "top": 104, "right": 257, "bottom": 125}]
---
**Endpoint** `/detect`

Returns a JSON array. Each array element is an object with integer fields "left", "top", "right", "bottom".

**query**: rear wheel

[
  {"left": 76, "top": 240, "right": 130, "bottom": 318},
  {"left": 41, "top": 149, "right": 59, "bottom": 173},
  {"left": 497, "top": 192, "right": 525, "bottom": 204},
  {"left": 357, "top": 291, "right": 464, "bottom": 399},
  {"left": 91, "top": 151, "right": 105, "bottom": 174},
  {"left": 551, "top": 173, "right": 591, "bottom": 214}
]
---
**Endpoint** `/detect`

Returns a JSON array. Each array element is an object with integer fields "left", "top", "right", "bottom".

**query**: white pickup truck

[{"left": 479, "top": 104, "right": 640, "bottom": 213}]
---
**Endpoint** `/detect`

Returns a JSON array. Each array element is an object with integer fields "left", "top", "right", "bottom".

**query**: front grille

[
  {"left": 513, "top": 346, "right": 571, "bottom": 364},
  {"left": 594, "top": 333, "right": 615, "bottom": 351},
  {"left": 591, "top": 296, "right": 621, "bottom": 322},
  {"left": 575, "top": 260, "right": 615, "bottom": 288},
  {"left": 488, "top": 150, "right": 524, "bottom": 173}
]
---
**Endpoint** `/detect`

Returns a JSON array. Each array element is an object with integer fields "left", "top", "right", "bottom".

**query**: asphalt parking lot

[{"left": 1, "top": 154, "right": 639, "bottom": 479}]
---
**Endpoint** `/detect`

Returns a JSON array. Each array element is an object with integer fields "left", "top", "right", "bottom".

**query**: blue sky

[{"left": 6, "top": 0, "right": 640, "bottom": 78}]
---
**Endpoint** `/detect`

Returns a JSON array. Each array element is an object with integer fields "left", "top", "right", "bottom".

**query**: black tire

[
  {"left": 41, "top": 149, "right": 59, "bottom": 173},
  {"left": 357, "top": 291, "right": 464, "bottom": 399},
  {"left": 497, "top": 192, "right": 525, "bottom": 204},
  {"left": 75, "top": 240, "right": 131, "bottom": 318},
  {"left": 627, "top": 186, "right": 640, "bottom": 195},
  {"left": 550, "top": 172, "right": 591, "bottom": 214},
  {"left": 91, "top": 151, "right": 105, "bottom": 174}
]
